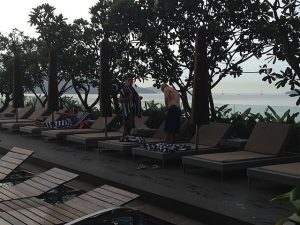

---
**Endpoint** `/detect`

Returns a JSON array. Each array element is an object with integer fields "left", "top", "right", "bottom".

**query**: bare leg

[
  {"left": 123, "top": 127, "right": 131, "bottom": 136},
  {"left": 165, "top": 133, "right": 174, "bottom": 144}
]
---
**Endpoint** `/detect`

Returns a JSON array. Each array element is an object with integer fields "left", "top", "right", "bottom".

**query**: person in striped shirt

[{"left": 119, "top": 75, "right": 142, "bottom": 136}]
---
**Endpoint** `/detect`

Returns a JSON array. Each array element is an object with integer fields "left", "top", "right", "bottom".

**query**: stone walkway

[{"left": 0, "top": 131, "right": 293, "bottom": 225}]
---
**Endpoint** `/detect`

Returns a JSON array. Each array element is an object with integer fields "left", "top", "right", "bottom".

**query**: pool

[{"left": 66, "top": 207, "right": 175, "bottom": 225}]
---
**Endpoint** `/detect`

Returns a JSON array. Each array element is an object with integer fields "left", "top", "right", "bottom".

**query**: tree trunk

[
  {"left": 208, "top": 86, "right": 215, "bottom": 122},
  {"left": 180, "top": 90, "right": 191, "bottom": 118}
]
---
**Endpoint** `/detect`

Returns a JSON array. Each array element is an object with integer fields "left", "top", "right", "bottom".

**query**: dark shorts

[
  {"left": 164, "top": 105, "right": 181, "bottom": 134},
  {"left": 123, "top": 110, "right": 135, "bottom": 130}
]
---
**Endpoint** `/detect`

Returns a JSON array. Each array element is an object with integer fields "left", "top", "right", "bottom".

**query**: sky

[{"left": 0, "top": 0, "right": 291, "bottom": 94}]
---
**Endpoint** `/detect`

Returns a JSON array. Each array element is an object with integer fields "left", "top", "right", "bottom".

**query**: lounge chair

[
  {"left": 19, "top": 111, "right": 65, "bottom": 136},
  {"left": 247, "top": 162, "right": 300, "bottom": 187},
  {"left": 0, "top": 107, "right": 33, "bottom": 121},
  {"left": 0, "top": 167, "right": 78, "bottom": 202},
  {"left": 66, "top": 116, "right": 149, "bottom": 150},
  {"left": 0, "top": 147, "right": 34, "bottom": 181},
  {"left": 1, "top": 108, "right": 49, "bottom": 132},
  {"left": 41, "top": 114, "right": 116, "bottom": 141},
  {"left": 131, "top": 122, "right": 231, "bottom": 168},
  {"left": 0, "top": 106, "right": 15, "bottom": 118},
  {"left": 98, "top": 118, "right": 193, "bottom": 155},
  {"left": 97, "top": 119, "right": 165, "bottom": 154},
  {"left": 0, "top": 184, "right": 139, "bottom": 225},
  {"left": 182, "top": 122, "right": 300, "bottom": 181}
]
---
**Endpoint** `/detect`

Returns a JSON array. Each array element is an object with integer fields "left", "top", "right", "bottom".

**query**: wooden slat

[
  {"left": 86, "top": 191, "right": 124, "bottom": 206},
  {"left": 10, "top": 185, "right": 36, "bottom": 197},
  {"left": 53, "top": 204, "right": 85, "bottom": 217},
  {"left": 45, "top": 170, "right": 77, "bottom": 182},
  {"left": 4, "top": 152, "right": 28, "bottom": 160},
  {"left": 0, "top": 167, "right": 12, "bottom": 175},
  {"left": 6, "top": 210, "right": 40, "bottom": 225},
  {"left": 36, "top": 206, "right": 71, "bottom": 223},
  {"left": 30, "top": 177, "right": 59, "bottom": 189},
  {"left": 0, "top": 217, "right": 12, "bottom": 225},
  {"left": 50, "top": 168, "right": 78, "bottom": 179},
  {"left": 47, "top": 205, "right": 79, "bottom": 220},
  {"left": 23, "top": 180, "right": 51, "bottom": 193},
  {"left": 3, "top": 187, "right": 27, "bottom": 198},
  {"left": 37, "top": 174, "right": 64, "bottom": 185},
  {"left": 10, "top": 147, "right": 34, "bottom": 156},
  {"left": 0, "top": 156, "right": 23, "bottom": 165},
  {"left": 67, "top": 197, "right": 104, "bottom": 211},
  {"left": 15, "top": 183, "right": 41, "bottom": 196},
  {"left": 0, "top": 189, "right": 19, "bottom": 201},
  {"left": 0, "top": 161, "right": 18, "bottom": 170},
  {"left": 27, "top": 207, "right": 63, "bottom": 224},
  {"left": 0, "top": 212, "right": 26, "bottom": 225},
  {"left": 77, "top": 194, "right": 114, "bottom": 208},
  {"left": 21, "top": 198, "right": 48, "bottom": 208},
  {"left": 94, "top": 188, "right": 131, "bottom": 202},
  {"left": 101, "top": 185, "right": 139, "bottom": 199},
  {"left": 63, "top": 201, "right": 96, "bottom": 215},
  {"left": 0, "top": 173, "right": 8, "bottom": 180},
  {"left": 17, "top": 208, "right": 52, "bottom": 225},
  {"left": 0, "top": 202, "right": 13, "bottom": 211}
]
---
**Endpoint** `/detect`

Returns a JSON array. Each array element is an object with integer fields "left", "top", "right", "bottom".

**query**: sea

[{"left": 26, "top": 92, "right": 300, "bottom": 121}]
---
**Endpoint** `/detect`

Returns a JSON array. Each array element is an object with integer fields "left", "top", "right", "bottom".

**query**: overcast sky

[{"left": 0, "top": 0, "right": 291, "bottom": 94}]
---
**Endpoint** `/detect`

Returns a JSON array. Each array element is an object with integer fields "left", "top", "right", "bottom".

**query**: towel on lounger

[
  {"left": 145, "top": 143, "right": 191, "bottom": 152},
  {"left": 119, "top": 135, "right": 145, "bottom": 144}
]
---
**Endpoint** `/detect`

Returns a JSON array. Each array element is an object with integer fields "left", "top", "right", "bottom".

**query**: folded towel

[
  {"left": 119, "top": 135, "right": 145, "bottom": 144},
  {"left": 145, "top": 143, "right": 191, "bottom": 152}
]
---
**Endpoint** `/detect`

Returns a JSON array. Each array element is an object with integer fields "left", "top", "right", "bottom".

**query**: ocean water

[{"left": 26, "top": 92, "right": 300, "bottom": 121}]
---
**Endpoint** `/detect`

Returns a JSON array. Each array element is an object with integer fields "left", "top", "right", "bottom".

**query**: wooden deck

[
  {"left": 0, "top": 168, "right": 78, "bottom": 202},
  {"left": 0, "top": 185, "right": 139, "bottom": 225},
  {"left": 0, "top": 147, "right": 34, "bottom": 181}
]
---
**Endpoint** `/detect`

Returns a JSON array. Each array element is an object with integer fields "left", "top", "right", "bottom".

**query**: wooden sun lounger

[
  {"left": 98, "top": 118, "right": 163, "bottom": 153},
  {"left": 0, "top": 106, "right": 15, "bottom": 118},
  {"left": 131, "top": 123, "right": 231, "bottom": 168},
  {"left": 0, "top": 107, "right": 33, "bottom": 122},
  {"left": 247, "top": 162, "right": 300, "bottom": 187},
  {"left": 182, "top": 122, "right": 300, "bottom": 181},
  {"left": 0, "top": 147, "right": 34, "bottom": 181},
  {"left": 0, "top": 168, "right": 78, "bottom": 202},
  {"left": 1, "top": 108, "right": 49, "bottom": 132},
  {"left": 41, "top": 115, "right": 116, "bottom": 140},
  {"left": 0, "top": 185, "right": 139, "bottom": 225},
  {"left": 66, "top": 116, "right": 149, "bottom": 150},
  {"left": 19, "top": 110, "right": 67, "bottom": 136}
]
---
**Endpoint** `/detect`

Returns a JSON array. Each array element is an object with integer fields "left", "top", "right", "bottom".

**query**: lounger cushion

[
  {"left": 191, "top": 123, "right": 231, "bottom": 146},
  {"left": 71, "top": 131, "right": 123, "bottom": 139},
  {"left": 260, "top": 162, "right": 300, "bottom": 176},
  {"left": 192, "top": 151, "right": 274, "bottom": 162},
  {"left": 245, "top": 123, "right": 291, "bottom": 155}
]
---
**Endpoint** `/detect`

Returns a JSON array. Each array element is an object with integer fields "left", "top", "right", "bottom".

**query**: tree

[
  {"left": 29, "top": 4, "right": 74, "bottom": 105},
  {"left": 256, "top": 0, "right": 300, "bottom": 105},
  {"left": 102, "top": 0, "right": 268, "bottom": 118}
]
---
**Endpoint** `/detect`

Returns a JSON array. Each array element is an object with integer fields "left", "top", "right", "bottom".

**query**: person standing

[
  {"left": 161, "top": 83, "right": 181, "bottom": 144},
  {"left": 119, "top": 75, "right": 142, "bottom": 136}
]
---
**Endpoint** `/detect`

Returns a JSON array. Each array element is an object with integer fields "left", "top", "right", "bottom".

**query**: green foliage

[
  {"left": 271, "top": 186, "right": 300, "bottom": 225},
  {"left": 216, "top": 105, "right": 259, "bottom": 138},
  {"left": 256, "top": 0, "right": 300, "bottom": 106},
  {"left": 59, "top": 96, "right": 83, "bottom": 112},
  {"left": 263, "top": 106, "right": 300, "bottom": 124},
  {"left": 215, "top": 105, "right": 300, "bottom": 138},
  {"left": 142, "top": 100, "right": 166, "bottom": 129},
  {"left": 24, "top": 96, "right": 38, "bottom": 108}
]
